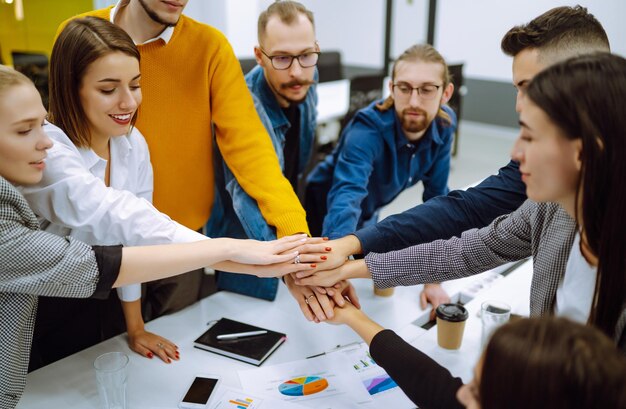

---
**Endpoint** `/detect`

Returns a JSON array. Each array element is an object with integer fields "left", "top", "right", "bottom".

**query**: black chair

[
  {"left": 239, "top": 58, "right": 257, "bottom": 75},
  {"left": 12, "top": 51, "right": 49, "bottom": 109},
  {"left": 317, "top": 50, "right": 343, "bottom": 82},
  {"left": 341, "top": 74, "right": 386, "bottom": 128},
  {"left": 447, "top": 63, "right": 465, "bottom": 156}
]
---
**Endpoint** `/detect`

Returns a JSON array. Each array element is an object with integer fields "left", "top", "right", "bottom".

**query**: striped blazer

[
  {"left": 0, "top": 177, "right": 119, "bottom": 409},
  {"left": 366, "top": 200, "right": 626, "bottom": 351}
]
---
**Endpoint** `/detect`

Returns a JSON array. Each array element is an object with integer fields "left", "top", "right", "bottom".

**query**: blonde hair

[
  {"left": 258, "top": 1, "right": 315, "bottom": 44},
  {"left": 377, "top": 44, "right": 452, "bottom": 125},
  {"left": 0, "top": 65, "right": 32, "bottom": 97}
]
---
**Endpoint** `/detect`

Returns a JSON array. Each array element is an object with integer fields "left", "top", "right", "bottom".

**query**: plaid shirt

[
  {"left": 0, "top": 177, "right": 119, "bottom": 408},
  {"left": 366, "top": 199, "right": 626, "bottom": 351}
]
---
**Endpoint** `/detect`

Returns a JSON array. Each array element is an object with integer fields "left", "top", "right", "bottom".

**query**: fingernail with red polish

[
  {"left": 323, "top": 237, "right": 329, "bottom": 241},
  {"left": 310, "top": 264, "right": 317, "bottom": 268},
  {"left": 147, "top": 352, "right": 153, "bottom": 359},
  {"left": 325, "top": 247, "right": 332, "bottom": 251},
  {"left": 321, "top": 256, "right": 327, "bottom": 260}
]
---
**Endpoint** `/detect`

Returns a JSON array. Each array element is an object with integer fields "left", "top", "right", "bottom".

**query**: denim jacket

[
  {"left": 306, "top": 100, "right": 456, "bottom": 239},
  {"left": 206, "top": 65, "right": 318, "bottom": 241},
  {"left": 205, "top": 66, "right": 317, "bottom": 300}
]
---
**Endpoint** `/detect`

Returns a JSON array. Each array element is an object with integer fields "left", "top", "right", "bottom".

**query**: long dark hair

[
  {"left": 526, "top": 52, "right": 626, "bottom": 339},
  {"left": 49, "top": 16, "right": 140, "bottom": 148},
  {"left": 481, "top": 317, "right": 626, "bottom": 409}
]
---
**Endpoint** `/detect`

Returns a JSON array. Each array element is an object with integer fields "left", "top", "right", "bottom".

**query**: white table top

[{"left": 19, "top": 262, "right": 532, "bottom": 409}]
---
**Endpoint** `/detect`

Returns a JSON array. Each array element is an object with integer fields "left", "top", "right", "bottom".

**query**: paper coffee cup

[
  {"left": 373, "top": 284, "right": 395, "bottom": 297},
  {"left": 435, "top": 303, "right": 469, "bottom": 350}
]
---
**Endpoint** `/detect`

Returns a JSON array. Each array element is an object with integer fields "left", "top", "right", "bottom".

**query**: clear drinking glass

[
  {"left": 480, "top": 300, "right": 511, "bottom": 347},
  {"left": 94, "top": 352, "right": 129, "bottom": 409}
]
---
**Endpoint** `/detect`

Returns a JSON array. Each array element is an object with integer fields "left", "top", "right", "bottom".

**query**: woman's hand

[
  {"left": 295, "top": 259, "right": 370, "bottom": 287},
  {"left": 127, "top": 328, "right": 179, "bottom": 363},
  {"left": 224, "top": 234, "right": 307, "bottom": 265}
]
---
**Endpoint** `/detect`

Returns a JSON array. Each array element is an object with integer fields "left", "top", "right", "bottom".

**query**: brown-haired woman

[
  {"left": 330, "top": 302, "right": 626, "bottom": 409},
  {"left": 18, "top": 16, "right": 324, "bottom": 368}
]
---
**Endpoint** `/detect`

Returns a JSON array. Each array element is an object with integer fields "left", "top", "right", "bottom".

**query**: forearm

[
  {"left": 114, "top": 239, "right": 233, "bottom": 288},
  {"left": 344, "top": 310, "right": 385, "bottom": 345},
  {"left": 121, "top": 299, "right": 145, "bottom": 333}
]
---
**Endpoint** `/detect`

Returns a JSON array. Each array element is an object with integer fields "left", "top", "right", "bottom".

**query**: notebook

[{"left": 194, "top": 318, "right": 287, "bottom": 366}]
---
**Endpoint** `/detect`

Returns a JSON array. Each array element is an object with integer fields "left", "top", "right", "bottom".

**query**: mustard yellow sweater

[{"left": 65, "top": 7, "right": 308, "bottom": 235}]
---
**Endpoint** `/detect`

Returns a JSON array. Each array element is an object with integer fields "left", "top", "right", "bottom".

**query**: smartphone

[{"left": 179, "top": 374, "right": 221, "bottom": 409}]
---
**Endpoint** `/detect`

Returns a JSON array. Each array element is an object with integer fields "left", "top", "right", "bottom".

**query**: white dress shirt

[
  {"left": 21, "top": 123, "right": 207, "bottom": 301},
  {"left": 555, "top": 232, "right": 597, "bottom": 323}
]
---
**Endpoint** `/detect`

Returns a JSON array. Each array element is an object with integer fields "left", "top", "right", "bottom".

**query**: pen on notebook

[{"left": 216, "top": 330, "right": 268, "bottom": 340}]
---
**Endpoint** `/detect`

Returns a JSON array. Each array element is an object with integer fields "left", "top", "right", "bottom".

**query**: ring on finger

[
  {"left": 304, "top": 294, "right": 315, "bottom": 305},
  {"left": 293, "top": 254, "right": 301, "bottom": 264},
  {"left": 156, "top": 342, "right": 164, "bottom": 349}
]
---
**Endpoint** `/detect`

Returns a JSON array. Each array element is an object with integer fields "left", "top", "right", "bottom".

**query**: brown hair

[
  {"left": 257, "top": 1, "right": 315, "bottom": 44},
  {"left": 501, "top": 6, "right": 609, "bottom": 62},
  {"left": 0, "top": 65, "right": 32, "bottom": 96},
  {"left": 525, "top": 52, "right": 626, "bottom": 341},
  {"left": 48, "top": 16, "right": 140, "bottom": 148},
  {"left": 481, "top": 317, "right": 626, "bottom": 409},
  {"left": 376, "top": 44, "right": 452, "bottom": 124}
]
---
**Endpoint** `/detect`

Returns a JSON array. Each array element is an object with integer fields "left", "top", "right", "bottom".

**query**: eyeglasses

[
  {"left": 259, "top": 48, "right": 320, "bottom": 70},
  {"left": 392, "top": 82, "right": 442, "bottom": 101}
]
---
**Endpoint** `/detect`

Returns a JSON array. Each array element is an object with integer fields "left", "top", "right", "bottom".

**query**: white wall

[
  {"left": 182, "top": 0, "right": 625, "bottom": 81},
  {"left": 436, "top": 0, "right": 626, "bottom": 82}
]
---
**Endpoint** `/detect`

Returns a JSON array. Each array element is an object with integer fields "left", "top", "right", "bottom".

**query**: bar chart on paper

[{"left": 278, "top": 376, "right": 329, "bottom": 396}]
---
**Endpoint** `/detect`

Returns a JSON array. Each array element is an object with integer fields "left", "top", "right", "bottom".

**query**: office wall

[{"left": 0, "top": 0, "right": 92, "bottom": 65}]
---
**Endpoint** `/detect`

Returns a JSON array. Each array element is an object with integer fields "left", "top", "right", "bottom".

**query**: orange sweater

[{"left": 65, "top": 7, "right": 308, "bottom": 235}]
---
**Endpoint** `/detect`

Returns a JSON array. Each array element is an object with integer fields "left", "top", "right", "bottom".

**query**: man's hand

[
  {"left": 420, "top": 283, "right": 451, "bottom": 320},
  {"left": 295, "top": 259, "right": 370, "bottom": 287}
]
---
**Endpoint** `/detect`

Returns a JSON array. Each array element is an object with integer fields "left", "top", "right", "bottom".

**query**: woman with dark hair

[
  {"left": 0, "top": 64, "right": 314, "bottom": 408},
  {"left": 18, "top": 16, "right": 326, "bottom": 368},
  {"left": 299, "top": 52, "right": 626, "bottom": 351},
  {"left": 330, "top": 303, "right": 626, "bottom": 409}
]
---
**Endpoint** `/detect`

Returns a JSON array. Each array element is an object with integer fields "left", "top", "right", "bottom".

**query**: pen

[{"left": 216, "top": 330, "right": 268, "bottom": 340}]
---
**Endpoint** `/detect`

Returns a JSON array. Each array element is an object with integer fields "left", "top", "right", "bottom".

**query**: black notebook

[{"left": 194, "top": 318, "right": 287, "bottom": 366}]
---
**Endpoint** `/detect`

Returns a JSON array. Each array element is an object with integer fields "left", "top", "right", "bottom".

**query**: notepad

[{"left": 194, "top": 318, "right": 286, "bottom": 366}]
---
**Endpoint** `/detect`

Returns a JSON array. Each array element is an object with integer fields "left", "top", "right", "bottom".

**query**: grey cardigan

[
  {"left": 0, "top": 177, "right": 120, "bottom": 409},
  {"left": 366, "top": 200, "right": 626, "bottom": 351}
]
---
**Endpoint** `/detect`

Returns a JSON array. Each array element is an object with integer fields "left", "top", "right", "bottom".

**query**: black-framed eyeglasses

[
  {"left": 392, "top": 82, "right": 442, "bottom": 101},
  {"left": 259, "top": 48, "right": 320, "bottom": 70}
]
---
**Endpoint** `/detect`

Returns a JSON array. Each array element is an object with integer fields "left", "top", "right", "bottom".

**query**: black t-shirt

[{"left": 282, "top": 103, "right": 301, "bottom": 191}]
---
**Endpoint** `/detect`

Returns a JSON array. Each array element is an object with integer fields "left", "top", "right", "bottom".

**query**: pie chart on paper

[{"left": 278, "top": 376, "right": 329, "bottom": 396}]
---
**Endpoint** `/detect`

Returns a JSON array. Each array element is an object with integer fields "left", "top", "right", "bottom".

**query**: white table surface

[{"left": 19, "top": 261, "right": 532, "bottom": 409}]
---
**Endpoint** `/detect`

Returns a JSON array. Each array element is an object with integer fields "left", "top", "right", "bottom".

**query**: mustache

[
  {"left": 281, "top": 79, "right": 316, "bottom": 89},
  {"left": 402, "top": 107, "right": 427, "bottom": 116}
]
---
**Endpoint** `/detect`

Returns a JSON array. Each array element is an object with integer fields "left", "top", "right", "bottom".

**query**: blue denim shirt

[
  {"left": 306, "top": 100, "right": 456, "bottom": 239},
  {"left": 206, "top": 65, "right": 318, "bottom": 241}
]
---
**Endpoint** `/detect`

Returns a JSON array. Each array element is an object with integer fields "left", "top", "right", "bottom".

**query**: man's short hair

[
  {"left": 258, "top": 1, "right": 315, "bottom": 44},
  {"left": 501, "top": 5, "right": 610, "bottom": 62}
]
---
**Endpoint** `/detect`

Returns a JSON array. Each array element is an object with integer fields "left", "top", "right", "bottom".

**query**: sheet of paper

[
  {"left": 209, "top": 386, "right": 309, "bottom": 409},
  {"left": 238, "top": 354, "right": 372, "bottom": 409},
  {"left": 333, "top": 342, "right": 416, "bottom": 409}
]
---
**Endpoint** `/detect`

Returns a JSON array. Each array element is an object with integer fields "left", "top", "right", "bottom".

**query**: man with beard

[
  {"left": 305, "top": 44, "right": 455, "bottom": 241},
  {"left": 60, "top": 1, "right": 315, "bottom": 321},
  {"left": 206, "top": 1, "right": 320, "bottom": 301}
]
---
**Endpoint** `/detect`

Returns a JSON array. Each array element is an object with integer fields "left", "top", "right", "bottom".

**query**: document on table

[
  {"left": 238, "top": 354, "right": 372, "bottom": 409},
  {"left": 332, "top": 342, "right": 416, "bottom": 409},
  {"left": 209, "top": 386, "right": 309, "bottom": 409}
]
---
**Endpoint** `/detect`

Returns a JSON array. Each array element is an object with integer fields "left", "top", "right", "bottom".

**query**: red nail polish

[
  {"left": 323, "top": 237, "right": 329, "bottom": 241},
  {"left": 325, "top": 247, "right": 332, "bottom": 251},
  {"left": 320, "top": 255, "right": 327, "bottom": 260},
  {"left": 311, "top": 264, "right": 317, "bottom": 268},
  {"left": 147, "top": 352, "right": 153, "bottom": 358}
]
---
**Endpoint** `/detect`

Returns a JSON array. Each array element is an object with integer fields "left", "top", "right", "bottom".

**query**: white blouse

[
  {"left": 555, "top": 232, "right": 597, "bottom": 323},
  {"left": 21, "top": 123, "right": 207, "bottom": 301}
]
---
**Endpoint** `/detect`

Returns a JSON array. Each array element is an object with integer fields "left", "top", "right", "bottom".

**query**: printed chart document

[
  {"left": 209, "top": 386, "right": 309, "bottom": 409},
  {"left": 332, "top": 342, "right": 416, "bottom": 409},
  {"left": 238, "top": 354, "right": 372, "bottom": 409}
]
